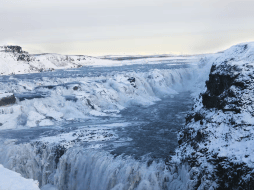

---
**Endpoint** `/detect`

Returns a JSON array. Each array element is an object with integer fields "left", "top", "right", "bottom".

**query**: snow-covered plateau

[{"left": 0, "top": 43, "right": 253, "bottom": 189}]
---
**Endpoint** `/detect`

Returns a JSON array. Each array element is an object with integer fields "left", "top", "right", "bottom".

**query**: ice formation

[
  {"left": 0, "top": 47, "right": 207, "bottom": 189},
  {"left": 0, "top": 65, "right": 203, "bottom": 130}
]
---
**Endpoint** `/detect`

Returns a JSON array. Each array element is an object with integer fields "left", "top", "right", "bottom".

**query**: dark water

[
  {"left": 0, "top": 92, "right": 192, "bottom": 161},
  {"left": 99, "top": 92, "right": 193, "bottom": 160},
  {"left": 0, "top": 60, "right": 194, "bottom": 161}
]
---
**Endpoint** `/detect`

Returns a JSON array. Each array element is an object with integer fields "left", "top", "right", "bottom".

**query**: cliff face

[{"left": 173, "top": 43, "right": 254, "bottom": 189}]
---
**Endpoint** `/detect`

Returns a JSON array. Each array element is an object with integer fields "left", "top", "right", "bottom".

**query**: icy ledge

[
  {"left": 0, "top": 164, "right": 40, "bottom": 190},
  {"left": 172, "top": 42, "right": 254, "bottom": 189}
]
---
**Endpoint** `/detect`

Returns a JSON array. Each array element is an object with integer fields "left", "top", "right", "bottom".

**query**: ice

[
  {"left": 0, "top": 64, "right": 205, "bottom": 130},
  {"left": 0, "top": 139, "right": 196, "bottom": 190},
  {"left": 0, "top": 46, "right": 219, "bottom": 189},
  {"left": 41, "top": 184, "right": 58, "bottom": 190}
]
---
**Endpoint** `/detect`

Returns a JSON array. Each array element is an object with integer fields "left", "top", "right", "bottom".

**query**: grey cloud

[{"left": 0, "top": 0, "right": 254, "bottom": 55}]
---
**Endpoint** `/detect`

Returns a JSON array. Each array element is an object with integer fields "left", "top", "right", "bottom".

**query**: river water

[{"left": 0, "top": 61, "right": 195, "bottom": 189}]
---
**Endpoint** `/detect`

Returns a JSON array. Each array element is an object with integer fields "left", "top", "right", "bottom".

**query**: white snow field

[{"left": 0, "top": 164, "right": 39, "bottom": 190}]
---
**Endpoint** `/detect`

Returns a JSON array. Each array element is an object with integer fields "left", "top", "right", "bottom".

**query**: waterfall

[
  {"left": 0, "top": 63, "right": 210, "bottom": 189},
  {"left": 0, "top": 140, "right": 195, "bottom": 190}
]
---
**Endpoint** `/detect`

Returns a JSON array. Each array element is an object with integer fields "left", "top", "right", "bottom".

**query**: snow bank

[{"left": 0, "top": 164, "right": 39, "bottom": 190}]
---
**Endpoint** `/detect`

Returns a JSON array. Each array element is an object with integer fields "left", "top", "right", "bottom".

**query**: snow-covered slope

[
  {"left": 0, "top": 45, "right": 93, "bottom": 75},
  {"left": 0, "top": 164, "right": 39, "bottom": 190},
  {"left": 173, "top": 42, "right": 254, "bottom": 189}
]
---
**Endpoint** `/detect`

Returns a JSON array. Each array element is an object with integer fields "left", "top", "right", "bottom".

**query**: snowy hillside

[{"left": 173, "top": 42, "right": 254, "bottom": 189}]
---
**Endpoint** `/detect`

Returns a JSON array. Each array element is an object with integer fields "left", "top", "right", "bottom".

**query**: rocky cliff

[{"left": 173, "top": 43, "right": 254, "bottom": 189}]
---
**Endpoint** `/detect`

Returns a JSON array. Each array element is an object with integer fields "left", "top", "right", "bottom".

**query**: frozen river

[
  {"left": 0, "top": 92, "right": 192, "bottom": 160},
  {"left": 0, "top": 59, "right": 199, "bottom": 189}
]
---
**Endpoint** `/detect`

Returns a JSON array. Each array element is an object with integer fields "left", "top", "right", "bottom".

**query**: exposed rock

[
  {"left": 86, "top": 99, "right": 95, "bottom": 109},
  {"left": 0, "top": 93, "right": 16, "bottom": 107},
  {"left": 1, "top": 45, "right": 23, "bottom": 53},
  {"left": 73, "top": 86, "right": 79, "bottom": 90},
  {"left": 127, "top": 77, "right": 136, "bottom": 88},
  {"left": 0, "top": 45, "right": 31, "bottom": 62},
  {"left": 17, "top": 54, "right": 31, "bottom": 62}
]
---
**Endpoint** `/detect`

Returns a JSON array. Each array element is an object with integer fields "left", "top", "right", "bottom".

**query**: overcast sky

[{"left": 1, "top": 0, "right": 254, "bottom": 55}]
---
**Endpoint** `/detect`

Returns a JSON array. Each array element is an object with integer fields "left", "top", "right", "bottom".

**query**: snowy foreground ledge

[{"left": 0, "top": 164, "right": 40, "bottom": 190}]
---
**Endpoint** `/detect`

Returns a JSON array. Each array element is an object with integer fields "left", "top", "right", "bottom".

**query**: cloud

[{"left": 1, "top": 0, "right": 254, "bottom": 55}]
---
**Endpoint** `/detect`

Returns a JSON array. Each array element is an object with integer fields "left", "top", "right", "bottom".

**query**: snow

[
  {"left": 41, "top": 184, "right": 57, "bottom": 190},
  {"left": 2, "top": 42, "right": 254, "bottom": 189},
  {"left": 37, "top": 122, "right": 132, "bottom": 148},
  {"left": 171, "top": 42, "right": 254, "bottom": 188},
  {"left": 0, "top": 65, "right": 202, "bottom": 130},
  {"left": 0, "top": 105, "right": 22, "bottom": 129},
  {"left": 0, "top": 93, "right": 13, "bottom": 99},
  {"left": 0, "top": 164, "right": 40, "bottom": 190},
  {"left": 0, "top": 45, "right": 199, "bottom": 76}
]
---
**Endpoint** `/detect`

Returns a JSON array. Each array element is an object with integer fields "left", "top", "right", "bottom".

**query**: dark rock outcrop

[
  {"left": 17, "top": 53, "right": 31, "bottom": 62},
  {"left": 0, "top": 45, "right": 31, "bottom": 62},
  {"left": 2, "top": 45, "right": 23, "bottom": 53},
  {"left": 0, "top": 94, "right": 16, "bottom": 106},
  {"left": 128, "top": 77, "right": 136, "bottom": 88}
]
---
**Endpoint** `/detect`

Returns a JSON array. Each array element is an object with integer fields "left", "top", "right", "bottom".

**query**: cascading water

[
  {"left": 0, "top": 60, "right": 211, "bottom": 189},
  {"left": 54, "top": 148, "right": 193, "bottom": 190},
  {"left": 0, "top": 140, "right": 194, "bottom": 190}
]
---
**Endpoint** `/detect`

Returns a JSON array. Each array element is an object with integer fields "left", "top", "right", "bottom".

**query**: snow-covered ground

[{"left": 0, "top": 164, "right": 39, "bottom": 190}]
